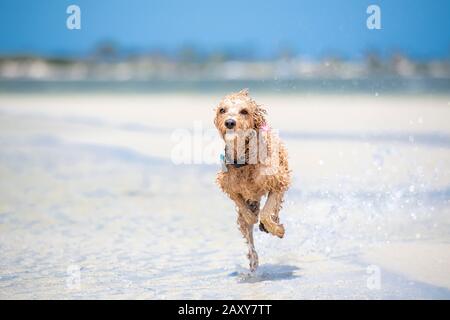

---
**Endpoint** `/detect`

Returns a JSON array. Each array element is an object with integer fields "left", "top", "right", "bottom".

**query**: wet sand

[{"left": 0, "top": 93, "right": 449, "bottom": 299}]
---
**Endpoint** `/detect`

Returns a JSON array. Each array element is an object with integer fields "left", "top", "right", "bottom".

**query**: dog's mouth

[{"left": 223, "top": 129, "right": 238, "bottom": 140}]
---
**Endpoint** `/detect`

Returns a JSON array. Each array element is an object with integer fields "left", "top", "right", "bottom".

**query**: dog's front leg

[
  {"left": 228, "top": 192, "right": 259, "bottom": 271},
  {"left": 259, "top": 191, "right": 285, "bottom": 238},
  {"left": 237, "top": 212, "right": 258, "bottom": 272},
  {"left": 228, "top": 193, "right": 258, "bottom": 225}
]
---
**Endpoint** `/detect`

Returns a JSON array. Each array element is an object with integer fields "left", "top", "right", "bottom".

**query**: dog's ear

[
  {"left": 238, "top": 88, "right": 249, "bottom": 96},
  {"left": 253, "top": 104, "right": 267, "bottom": 129},
  {"left": 253, "top": 104, "right": 270, "bottom": 165},
  {"left": 213, "top": 106, "right": 220, "bottom": 129}
]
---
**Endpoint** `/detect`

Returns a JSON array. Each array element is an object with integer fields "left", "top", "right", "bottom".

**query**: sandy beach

[{"left": 0, "top": 93, "right": 449, "bottom": 299}]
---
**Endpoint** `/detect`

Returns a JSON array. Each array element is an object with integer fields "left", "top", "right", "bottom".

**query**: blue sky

[{"left": 0, "top": 0, "right": 449, "bottom": 60}]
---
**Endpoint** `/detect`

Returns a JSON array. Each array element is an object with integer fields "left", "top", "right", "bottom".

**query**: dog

[{"left": 214, "top": 89, "right": 291, "bottom": 271}]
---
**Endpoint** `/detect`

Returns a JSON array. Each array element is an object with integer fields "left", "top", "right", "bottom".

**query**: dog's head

[{"left": 214, "top": 89, "right": 266, "bottom": 138}]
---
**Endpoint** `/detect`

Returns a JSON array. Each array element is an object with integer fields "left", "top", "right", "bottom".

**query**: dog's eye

[
  {"left": 240, "top": 109, "right": 248, "bottom": 115},
  {"left": 219, "top": 108, "right": 226, "bottom": 114}
]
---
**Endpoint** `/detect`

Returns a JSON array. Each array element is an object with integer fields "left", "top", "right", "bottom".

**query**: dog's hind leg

[
  {"left": 259, "top": 191, "right": 285, "bottom": 238},
  {"left": 237, "top": 213, "right": 258, "bottom": 272}
]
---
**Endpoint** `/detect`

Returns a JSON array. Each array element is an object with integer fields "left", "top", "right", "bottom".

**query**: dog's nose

[{"left": 225, "top": 119, "right": 236, "bottom": 129}]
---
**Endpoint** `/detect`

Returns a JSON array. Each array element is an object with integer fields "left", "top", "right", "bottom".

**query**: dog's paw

[
  {"left": 272, "top": 224, "right": 285, "bottom": 238},
  {"left": 259, "top": 214, "right": 285, "bottom": 238},
  {"left": 259, "top": 222, "right": 269, "bottom": 233},
  {"left": 248, "top": 251, "right": 259, "bottom": 272}
]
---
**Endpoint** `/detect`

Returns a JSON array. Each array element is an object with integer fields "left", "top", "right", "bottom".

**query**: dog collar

[
  {"left": 221, "top": 147, "right": 248, "bottom": 170},
  {"left": 229, "top": 162, "right": 248, "bottom": 168}
]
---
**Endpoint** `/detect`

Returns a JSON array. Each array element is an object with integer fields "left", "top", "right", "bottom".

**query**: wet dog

[{"left": 214, "top": 89, "right": 291, "bottom": 271}]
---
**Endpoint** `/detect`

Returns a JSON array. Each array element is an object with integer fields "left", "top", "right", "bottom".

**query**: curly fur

[{"left": 214, "top": 89, "right": 291, "bottom": 271}]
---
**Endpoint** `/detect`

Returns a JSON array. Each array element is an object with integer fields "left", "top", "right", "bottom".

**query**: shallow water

[
  {"left": 1, "top": 79, "right": 450, "bottom": 95},
  {"left": 0, "top": 94, "right": 449, "bottom": 299}
]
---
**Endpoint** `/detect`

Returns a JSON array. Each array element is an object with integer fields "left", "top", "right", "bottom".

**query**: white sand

[
  {"left": 364, "top": 242, "right": 450, "bottom": 290},
  {"left": 0, "top": 93, "right": 449, "bottom": 299}
]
